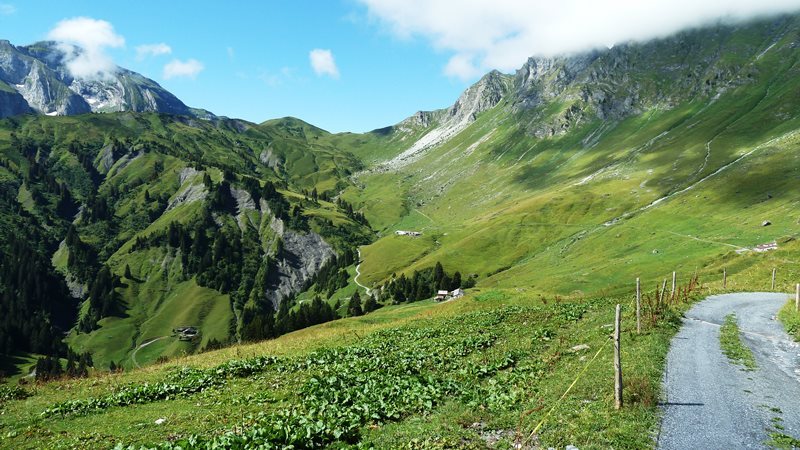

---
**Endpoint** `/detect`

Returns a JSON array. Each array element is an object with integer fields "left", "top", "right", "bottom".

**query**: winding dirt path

[
  {"left": 131, "top": 336, "right": 169, "bottom": 369},
  {"left": 354, "top": 248, "right": 371, "bottom": 296}
]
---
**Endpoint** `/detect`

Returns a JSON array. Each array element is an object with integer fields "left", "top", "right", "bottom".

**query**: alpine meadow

[{"left": 3, "top": 5, "right": 800, "bottom": 450}]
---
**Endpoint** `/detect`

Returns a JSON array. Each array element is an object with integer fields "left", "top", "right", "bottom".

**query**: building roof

[{"left": 754, "top": 242, "right": 778, "bottom": 252}]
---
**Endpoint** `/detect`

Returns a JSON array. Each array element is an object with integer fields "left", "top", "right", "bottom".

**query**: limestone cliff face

[
  {"left": 261, "top": 200, "right": 335, "bottom": 308},
  {"left": 447, "top": 70, "right": 512, "bottom": 124},
  {"left": 384, "top": 70, "right": 513, "bottom": 168}
]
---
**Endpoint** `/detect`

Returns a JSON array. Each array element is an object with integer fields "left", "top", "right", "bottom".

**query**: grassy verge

[
  {"left": 777, "top": 300, "right": 800, "bottom": 342},
  {"left": 0, "top": 286, "right": 701, "bottom": 449},
  {"left": 719, "top": 314, "right": 757, "bottom": 371},
  {"left": 767, "top": 431, "right": 800, "bottom": 449}
]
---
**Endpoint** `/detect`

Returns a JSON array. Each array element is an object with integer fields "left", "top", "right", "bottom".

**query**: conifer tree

[
  {"left": 347, "top": 291, "right": 363, "bottom": 317},
  {"left": 363, "top": 293, "right": 380, "bottom": 313},
  {"left": 451, "top": 271, "right": 462, "bottom": 290}
]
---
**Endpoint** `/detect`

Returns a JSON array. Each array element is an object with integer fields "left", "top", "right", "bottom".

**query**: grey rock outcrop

[
  {"left": 266, "top": 216, "right": 334, "bottom": 308},
  {"left": 231, "top": 188, "right": 255, "bottom": 211},
  {"left": 166, "top": 169, "right": 207, "bottom": 212},
  {"left": 447, "top": 70, "right": 511, "bottom": 124}
]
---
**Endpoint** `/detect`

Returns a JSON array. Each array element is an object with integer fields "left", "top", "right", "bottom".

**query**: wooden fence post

[
  {"left": 636, "top": 278, "right": 641, "bottom": 334},
  {"left": 661, "top": 279, "right": 668, "bottom": 302},
  {"left": 772, "top": 268, "right": 776, "bottom": 291},
  {"left": 796, "top": 284, "right": 799, "bottom": 312},
  {"left": 614, "top": 304, "right": 623, "bottom": 410},
  {"left": 723, "top": 268, "right": 727, "bottom": 289},
  {"left": 671, "top": 271, "right": 676, "bottom": 299}
]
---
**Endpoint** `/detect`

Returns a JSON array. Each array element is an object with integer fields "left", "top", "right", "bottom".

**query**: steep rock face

[
  {"left": 66, "top": 70, "right": 192, "bottom": 115},
  {"left": 383, "top": 70, "right": 512, "bottom": 168},
  {"left": 0, "top": 40, "right": 199, "bottom": 118},
  {"left": 264, "top": 203, "right": 334, "bottom": 308},
  {"left": 447, "top": 70, "right": 512, "bottom": 124},
  {"left": 513, "top": 54, "right": 601, "bottom": 108}
]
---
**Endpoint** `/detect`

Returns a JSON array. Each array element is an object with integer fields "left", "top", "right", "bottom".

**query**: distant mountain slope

[
  {"left": 0, "top": 40, "right": 206, "bottom": 118},
  {"left": 335, "top": 13, "right": 800, "bottom": 295},
  {"left": 0, "top": 112, "right": 369, "bottom": 368}
]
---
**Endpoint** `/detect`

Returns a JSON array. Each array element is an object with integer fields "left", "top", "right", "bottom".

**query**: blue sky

[
  {"left": 2, "top": 0, "right": 799, "bottom": 132},
  {"left": 0, "top": 1, "right": 471, "bottom": 132}
]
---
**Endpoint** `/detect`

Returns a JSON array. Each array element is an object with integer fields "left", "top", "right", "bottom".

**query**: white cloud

[
  {"left": 227, "top": 46, "right": 235, "bottom": 61},
  {"left": 47, "top": 17, "right": 125, "bottom": 79},
  {"left": 309, "top": 49, "right": 339, "bottom": 78},
  {"left": 0, "top": 3, "right": 15, "bottom": 15},
  {"left": 135, "top": 43, "right": 171, "bottom": 61},
  {"left": 258, "top": 66, "right": 295, "bottom": 87},
  {"left": 443, "top": 54, "right": 481, "bottom": 80},
  {"left": 163, "top": 58, "right": 204, "bottom": 79},
  {"left": 358, "top": 0, "right": 800, "bottom": 80}
]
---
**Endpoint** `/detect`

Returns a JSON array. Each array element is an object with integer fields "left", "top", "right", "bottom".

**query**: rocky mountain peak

[
  {"left": 0, "top": 39, "right": 206, "bottom": 119},
  {"left": 447, "top": 69, "right": 512, "bottom": 124}
]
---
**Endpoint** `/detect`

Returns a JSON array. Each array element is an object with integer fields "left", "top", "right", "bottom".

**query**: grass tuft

[
  {"left": 719, "top": 314, "right": 757, "bottom": 371},
  {"left": 766, "top": 431, "right": 800, "bottom": 449},
  {"left": 777, "top": 300, "right": 800, "bottom": 342}
]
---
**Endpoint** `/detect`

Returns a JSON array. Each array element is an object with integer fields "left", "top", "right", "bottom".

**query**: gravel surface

[{"left": 658, "top": 292, "right": 800, "bottom": 449}]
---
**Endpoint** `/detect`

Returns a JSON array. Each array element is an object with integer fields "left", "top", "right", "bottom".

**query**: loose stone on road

[{"left": 658, "top": 293, "right": 800, "bottom": 449}]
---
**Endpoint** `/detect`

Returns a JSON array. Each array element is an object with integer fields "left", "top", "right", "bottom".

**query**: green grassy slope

[
  {"left": 340, "top": 14, "right": 800, "bottom": 299},
  {"left": 0, "top": 285, "right": 702, "bottom": 449},
  {"left": 0, "top": 112, "right": 370, "bottom": 370}
]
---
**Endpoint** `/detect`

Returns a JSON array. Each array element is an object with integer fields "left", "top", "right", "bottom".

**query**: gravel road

[{"left": 658, "top": 292, "right": 800, "bottom": 449}]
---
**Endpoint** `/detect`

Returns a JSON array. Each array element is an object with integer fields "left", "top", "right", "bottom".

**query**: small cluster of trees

[
  {"left": 78, "top": 265, "right": 121, "bottom": 332},
  {"left": 379, "top": 262, "right": 475, "bottom": 303},
  {"left": 34, "top": 350, "right": 93, "bottom": 381},
  {"left": 232, "top": 176, "right": 291, "bottom": 221},
  {"left": 206, "top": 179, "right": 237, "bottom": 214},
  {"left": 34, "top": 356, "right": 64, "bottom": 381},
  {"left": 346, "top": 291, "right": 380, "bottom": 317},
  {"left": 141, "top": 189, "right": 170, "bottom": 222},
  {"left": 311, "top": 248, "right": 358, "bottom": 298},
  {"left": 335, "top": 198, "right": 369, "bottom": 226},
  {"left": 84, "top": 193, "right": 112, "bottom": 222},
  {"left": 65, "top": 225, "right": 97, "bottom": 282},
  {"left": 241, "top": 296, "right": 339, "bottom": 342},
  {"left": 65, "top": 350, "right": 93, "bottom": 378},
  {"left": 201, "top": 338, "right": 228, "bottom": 353},
  {"left": 131, "top": 206, "right": 249, "bottom": 294}
]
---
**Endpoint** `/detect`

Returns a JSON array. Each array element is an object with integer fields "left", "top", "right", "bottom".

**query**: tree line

[
  {"left": 377, "top": 262, "right": 476, "bottom": 303},
  {"left": 34, "top": 349, "right": 94, "bottom": 381},
  {"left": 0, "top": 184, "right": 76, "bottom": 357}
]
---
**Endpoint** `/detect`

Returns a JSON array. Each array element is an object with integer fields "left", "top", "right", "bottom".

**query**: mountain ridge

[
  {"left": 0, "top": 40, "right": 210, "bottom": 118},
  {"left": 336, "top": 11, "right": 800, "bottom": 297}
]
